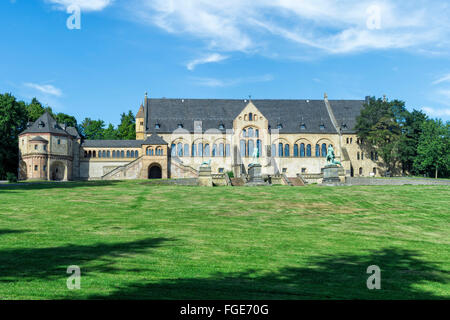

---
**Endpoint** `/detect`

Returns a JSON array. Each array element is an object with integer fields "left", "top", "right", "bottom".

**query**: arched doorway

[
  {"left": 50, "top": 162, "right": 65, "bottom": 181},
  {"left": 148, "top": 164, "right": 162, "bottom": 179}
]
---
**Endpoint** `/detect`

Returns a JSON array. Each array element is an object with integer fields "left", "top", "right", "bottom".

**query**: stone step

[
  {"left": 230, "top": 178, "right": 245, "bottom": 186},
  {"left": 288, "top": 177, "right": 305, "bottom": 186}
]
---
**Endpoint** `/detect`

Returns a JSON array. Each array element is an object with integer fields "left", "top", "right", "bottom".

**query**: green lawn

[{"left": 0, "top": 180, "right": 448, "bottom": 299}]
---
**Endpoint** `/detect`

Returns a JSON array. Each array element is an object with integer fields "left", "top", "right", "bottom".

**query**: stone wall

[{"left": 345, "top": 177, "right": 450, "bottom": 186}]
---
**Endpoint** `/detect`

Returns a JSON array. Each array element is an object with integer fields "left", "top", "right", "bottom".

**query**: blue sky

[{"left": 1, "top": 0, "right": 450, "bottom": 125}]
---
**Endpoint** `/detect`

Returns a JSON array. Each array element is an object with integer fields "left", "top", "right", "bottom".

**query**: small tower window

[
  {"left": 155, "top": 123, "right": 160, "bottom": 129},
  {"left": 57, "top": 139, "right": 61, "bottom": 145},
  {"left": 34, "top": 165, "right": 38, "bottom": 171},
  {"left": 320, "top": 124, "right": 325, "bottom": 130},
  {"left": 277, "top": 124, "right": 283, "bottom": 129},
  {"left": 300, "top": 123, "right": 306, "bottom": 130},
  {"left": 219, "top": 124, "right": 225, "bottom": 130},
  {"left": 177, "top": 124, "right": 183, "bottom": 129}
]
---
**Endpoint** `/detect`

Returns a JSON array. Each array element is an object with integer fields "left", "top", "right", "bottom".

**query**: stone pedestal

[
  {"left": 246, "top": 163, "right": 267, "bottom": 186},
  {"left": 198, "top": 166, "right": 213, "bottom": 187},
  {"left": 322, "top": 165, "right": 341, "bottom": 184}
]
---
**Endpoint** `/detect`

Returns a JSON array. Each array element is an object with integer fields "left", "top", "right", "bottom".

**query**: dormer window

[
  {"left": 219, "top": 124, "right": 225, "bottom": 130},
  {"left": 320, "top": 124, "right": 325, "bottom": 130},
  {"left": 177, "top": 124, "right": 183, "bottom": 129},
  {"left": 38, "top": 121, "right": 45, "bottom": 128},
  {"left": 277, "top": 124, "right": 283, "bottom": 129},
  {"left": 300, "top": 123, "right": 306, "bottom": 130},
  {"left": 155, "top": 123, "right": 160, "bottom": 129}
]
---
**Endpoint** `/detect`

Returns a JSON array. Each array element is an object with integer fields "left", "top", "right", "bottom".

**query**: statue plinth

[
  {"left": 246, "top": 163, "right": 267, "bottom": 186},
  {"left": 322, "top": 164, "right": 341, "bottom": 184},
  {"left": 198, "top": 166, "right": 213, "bottom": 187}
]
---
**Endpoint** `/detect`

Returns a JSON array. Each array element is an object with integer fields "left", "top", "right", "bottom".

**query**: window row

[
  {"left": 271, "top": 143, "right": 332, "bottom": 158},
  {"left": 171, "top": 143, "right": 231, "bottom": 157},
  {"left": 146, "top": 147, "right": 164, "bottom": 156},
  {"left": 357, "top": 151, "right": 378, "bottom": 161},
  {"left": 84, "top": 150, "right": 140, "bottom": 158}
]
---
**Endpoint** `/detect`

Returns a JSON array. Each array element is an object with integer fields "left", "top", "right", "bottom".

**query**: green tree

[
  {"left": 26, "top": 97, "right": 54, "bottom": 121},
  {"left": 413, "top": 119, "right": 450, "bottom": 178},
  {"left": 103, "top": 123, "right": 119, "bottom": 140},
  {"left": 397, "top": 110, "right": 428, "bottom": 174},
  {"left": 79, "top": 118, "right": 105, "bottom": 140},
  {"left": 55, "top": 113, "right": 77, "bottom": 128},
  {"left": 0, "top": 93, "right": 28, "bottom": 179},
  {"left": 117, "top": 110, "right": 135, "bottom": 140},
  {"left": 355, "top": 97, "right": 405, "bottom": 174}
]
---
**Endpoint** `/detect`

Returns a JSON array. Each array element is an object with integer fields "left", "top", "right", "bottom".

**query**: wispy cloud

[
  {"left": 422, "top": 106, "right": 450, "bottom": 117},
  {"left": 128, "top": 0, "right": 450, "bottom": 56},
  {"left": 432, "top": 74, "right": 450, "bottom": 85},
  {"left": 191, "top": 74, "right": 274, "bottom": 87},
  {"left": 45, "top": 0, "right": 113, "bottom": 11},
  {"left": 187, "top": 53, "right": 228, "bottom": 71},
  {"left": 24, "top": 83, "right": 62, "bottom": 97}
]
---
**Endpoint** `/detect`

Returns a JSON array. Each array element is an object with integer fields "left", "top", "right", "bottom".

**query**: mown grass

[{"left": 0, "top": 180, "right": 448, "bottom": 299}]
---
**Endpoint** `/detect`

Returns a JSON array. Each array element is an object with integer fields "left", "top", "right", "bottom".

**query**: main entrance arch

[
  {"left": 148, "top": 164, "right": 162, "bottom": 179},
  {"left": 50, "top": 161, "right": 65, "bottom": 181}
]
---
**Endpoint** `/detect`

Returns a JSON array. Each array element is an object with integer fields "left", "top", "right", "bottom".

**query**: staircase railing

[{"left": 101, "top": 156, "right": 143, "bottom": 180}]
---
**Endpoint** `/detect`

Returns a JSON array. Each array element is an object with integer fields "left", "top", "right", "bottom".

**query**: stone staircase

[
  {"left": 288, "top": 177, "right": 305, "bottom": 186},
  {"left": 230, "top": 178, "right": 245, "bottom": 186},
  {"left": 170, "top": 157, "right": 198, "bottom": 178},
  {"left": 102, "top": 156, "right": 143, "bottom": 180}
]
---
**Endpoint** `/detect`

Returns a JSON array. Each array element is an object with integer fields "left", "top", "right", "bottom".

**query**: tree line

[
  {"left": 355, "top": 97, "right": 449, "bottom": 178},
  {"left": 0, "top": 92, "right": 136, "bottom": 179}
]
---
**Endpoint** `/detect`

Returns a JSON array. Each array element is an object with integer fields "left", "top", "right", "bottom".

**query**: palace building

[{"left": 18, "top": 93, "right": 381, "bottom": 182}]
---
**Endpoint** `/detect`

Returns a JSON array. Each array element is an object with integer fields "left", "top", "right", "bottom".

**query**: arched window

[
  {"left": 219, "top": 143, "right": 224, "bottom": 157},
  {"left": 300, "top": 143, "right": 305, "bottom": 157},
  {"left": 315, "top": 144, "right": 320, "bottom": 157},
  {"left": 212, "top": 144, "right": 217, "bottom": 157},
  {"left": 88, "top": 151, "right": 92, "bottom": 158},
  {"left": 121, "top": 151, "right": 124, "bottom": 158},
  {"left": 102, "top": 150, "right": 106, "bottom": 158},
  {"left": 255, "top": 129, "right": 259, "bottom": 138},
  {"left": 257, "top": 140, "right": 262, "bottom": 156},
  {"left": 126, "top": 151, "right": 130, "bottom": 158},
  {"left": 249, "top": 113, "right": 253, "bottom": 121},
  {"left": 361, "top": 153, "right": 364, "bottom": 160},
  {"left": 284, "top": 144, "right": 290, "bottom": 157},
  {"left": 171, "top": 144, "right": 176, "bottom": 156},
  {"left": 131, "top": 150, "right": 134, "bottom": 158},
  {"left": 294, "top": 144, "right": 299, "bottom": 157},
  {"left": 242, "top": 129, "right": 247, "bottom": 137},
  {"left": 98, "top": 151, "right": 102, "bottom": 158},
  {"left": 135, "top": 150, "right": 138, "bottom": 157},
  {"left": 156, "top": 147, "right": 163, "bottom": 156},
  {"left": 306, "top": 144, "right": 312, "bottom": 157},
  {"left": 321, "top": 144, "right": 327, "bottom": 157},
  {"left": 248, "top": 127, "right": 254, "bottom": 137},
  {"left": 107, "top": 151, "right": 110, "bottom": 158},
  {"left": 112, "top": 150, "right": 116, "bottom": 158},
  {"left": 279, "top": 143, "right": 284, "bottom": 157},
  {"left": 147, "top": 147, "right": 154, "bottom": 156},
  {"left": 373, "top": 167, "right": 377, "bottom": 175},
  {"left": 248, "top": 140, "right": 255, "bottom": 156},
  {"left": 240, "top": 140, "right": 246, "bottom": 157},
  {"left": 192, "top": 144, "right": 197, "bottom": 157},
  {"left": 357, "top": 152, "right": 360, "bottom": 160},
  {"left": 359, "top": 167, "right": 363, "bottom": 175},
  {"left": 271, "top": 144, "right": 276, "bottom": 157},
  {"left": 198, "top": 143, "right": 203, "bottom": 157},
  {"left": 177, "top": 142, "right": 183, "bottom": 157},
  {"left": 204, "top": 144, "right": 210, "bottom": 156},
  {"left": 225, "top": 144, "right": 230, "bottom": 157},
  {"left": 184, "top": 144, "right": 189, "bottom": 157}
]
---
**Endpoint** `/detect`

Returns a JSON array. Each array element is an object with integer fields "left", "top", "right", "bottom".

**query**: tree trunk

[{"left": 435, "top": 167, "right": 438, "bottom": 179}]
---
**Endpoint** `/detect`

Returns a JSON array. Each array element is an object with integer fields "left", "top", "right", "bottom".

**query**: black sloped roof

[
  {"left": 81, "top": 134, "right": 167, "bottom": 148},
  {"left": 21, "top": 111, "right": 81, "bottom": 138},
  {"left": 328, "top": 100, "right": 365, "bottom": 133},
  {"left": 145, "top": 98, "right": 364, "bottom": 134}
]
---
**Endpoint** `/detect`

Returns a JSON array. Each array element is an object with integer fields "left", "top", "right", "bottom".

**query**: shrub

[
  {"left": 6, "top": 172, "right": 18, "bottom": 183},
  {"left": 227, "top": 171, "right": 234, "bottom": 178}
]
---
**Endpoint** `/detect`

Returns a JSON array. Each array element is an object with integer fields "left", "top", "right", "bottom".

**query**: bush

[
  {"left": 227, "top": 171, "right": 234, "bottom": 178},
  {"left": 6, "top": 172, "right": 18, "bottom": 183}
]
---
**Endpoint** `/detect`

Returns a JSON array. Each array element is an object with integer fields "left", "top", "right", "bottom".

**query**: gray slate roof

[
  {"left": 328, "top": 100, "right": 365, "bottom": 133},
  {"left": 145, "top": 98, "right": 364, "bottom": 134},
  {"left": 29, "top": 136, "right": 48, "bottom": 143},
  {"left": 21, "top": 111, "right": 81, "bottom": 138},
  {"left": 82, "top": 134, "right": 167, "bottom": 148}
]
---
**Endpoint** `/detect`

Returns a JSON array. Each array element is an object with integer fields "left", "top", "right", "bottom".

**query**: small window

[
  {"left": 155, "top": 123, "right": 160, "bottom": 129},
  {"left": 218, "top": 168, "right": 224, "bottom": 173},
  {"left": 373, "top": 167, "right": 377, "bottom": 175},
  {"left": 140, "top": 121, "right": 144, "bottom": 126},
  {"left": 282, "top": 168, "right": 287, "bottom": 173},
  {"left": 219, "top": 124, "right": 225, "bottom": 130},
  {"left": 300, "top": 123, "right": 306, "bottom": 130},
  {"left": 34, "top": 165, "right": 38, "bottom": 171},
  {"left": 43, "top": 165, "right": 47, "bottom": 171},
  {"left": 249, "top": 113, "right": 253, "bottom": 121},
  {"left": 301, "top": 168, "right": 306, "bottom": 173},
  {"left": 34, "top": 145, "right": 38, "bottom": 150},
  {"left": 177, "top": 124, "right": 183, "bottom": 129},
  {"left": 320, "top": 124, "right": 325, "bottom": 130},
  {"left": 277, "top": 124, "right": 283, "bottom": 129},
  {"left": 57, "top": 139, "right": 61, "bottom": 145},
  {"left": 359, "top": 167, "right": 363, "bottom": 175}
]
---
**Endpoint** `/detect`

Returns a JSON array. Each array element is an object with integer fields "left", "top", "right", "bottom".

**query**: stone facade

[{"left": 18, "top": 94, "right": 384, "bottom": 182}]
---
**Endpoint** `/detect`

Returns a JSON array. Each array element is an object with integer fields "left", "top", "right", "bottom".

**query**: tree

[
  {"left": 79, "top": 118, "right": 105, "bottom": 140},
  {"left": 355, "top": 97, "right": 405, "bottom": 174},
  {"left": 103, "top": 123, "right": 119, "bottom": 140},
  {"left": 0, "top": 93, "right": 28, "bottom": 179},
  {"left": 26, "top": 97, "right": 54, "bottom": 121},
  {"left": 55, "top": 113, "right": 77, "bottom": 128},
  {"left": 397, "top": 110, "right": 428, "bottom": 174},
  {"left": 117, "top": 110, "right": 135, "bottom": 140},
  {"left": 413, "top": 119, "right": 450, "bottom": 179}
]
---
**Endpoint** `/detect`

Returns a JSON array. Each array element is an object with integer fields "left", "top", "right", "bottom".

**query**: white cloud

[
  {"left": 45, "top": 0, "right": 113, "bottom": 11},
  {"left": 24, "top": 83, "right": 62, "bottom": 97},
  {"left": 127, "top": 0, "right": 450, "bottom": 56},
  {"left": 422, "top": 106, "right": 450, "bottom": 117},
  {"left": 187, "top": 53, "right": 228, "bottom": 70},
  {"left": 191, "top": 74, "right": 274, "bottom": 87},
  {"left": 433, "top": 74, "right": 450, "bottom": 85}
]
